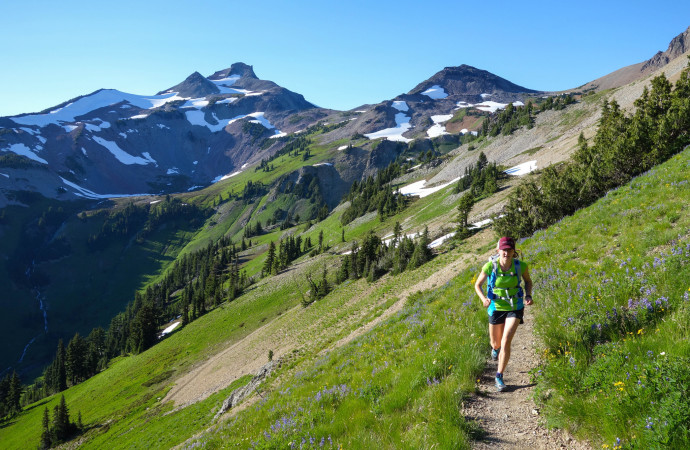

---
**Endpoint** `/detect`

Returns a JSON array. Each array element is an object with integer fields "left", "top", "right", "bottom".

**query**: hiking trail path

[{"left": 463, "top": 304, "right": 592, "bottom": 449}]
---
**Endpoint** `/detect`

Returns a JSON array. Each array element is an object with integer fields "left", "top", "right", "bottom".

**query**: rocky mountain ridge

[
  {"left": 2, "top": 26, "right": 689, "bottom": 207},
  {"left": 0, "top": 60, "right": 547, "bottom": 206},
  {"left": 0, "top": 63, "right": 321, "bottom": 205}
]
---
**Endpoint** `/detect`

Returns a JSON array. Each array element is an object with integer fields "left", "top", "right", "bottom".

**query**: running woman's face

[{"left": 499, "top": 248, "right": 515, "bottom": 260}]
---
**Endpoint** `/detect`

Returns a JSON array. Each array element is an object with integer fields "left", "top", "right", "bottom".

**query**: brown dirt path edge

[{"left": 463, "top": 306, "right": 592, "bottom": 450}]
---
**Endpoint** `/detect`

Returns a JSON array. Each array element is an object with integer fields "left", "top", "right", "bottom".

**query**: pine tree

[
  {"left": 55, "top": 340, "right": 67, "bottom": 392},
  {"left": 40, "top": 407, "right": 52, "bottom": 449},
  {"left": 7, "top": 371, "right": 22, "bottom": 414},
  {"left": 263, "top": 241, "right": 276, "bottom": 276},
  {"left": 52, "top": 395, "right": 70, "bottom": 442},
  {"left": 66, "top": 333, "right": 88, "bottom": 385},
  {"left": 456, "top": 192, "right": 475, "bottom": 238},
  {"left": 317, "top": 267, "right": 330, "bottom": 298},
  {"left": 393, "top": 221, "right": 401, "bottom": 244}
]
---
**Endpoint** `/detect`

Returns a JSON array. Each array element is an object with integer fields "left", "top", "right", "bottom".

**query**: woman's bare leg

[
  {"left": 489, "top": 323, "right": 504, "bottom": 351},
  {"left": 498, "top": 317, "right": 520, "bottom": 373}
]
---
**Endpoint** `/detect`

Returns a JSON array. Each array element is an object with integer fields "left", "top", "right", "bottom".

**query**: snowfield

[
  {"left": 160, "top": 321, "right": 180, "bottom": 337},
  {"left": 92, "top": 136, "right": 157, "bottom": 165},
  {"left": 399, "top": 177, "right": 461, "bottom": 198},
  {"left": 421, "top": 85, "right": 448, "bottom": 99},
  {"left": 365, "top": 112, "right": 412, "bottom": 143},
  {"left": 213, "top": 171, "right": 243, "bottom": 183},
  {"left": 505, "top": 160, "right": 537, "bottom": 176},
  {"left": 60, "top": 177, "right": 152, "bottom": 199},
  {"left": 2, "top": 143, "right": 48, "bottom": 164},
  {"left": 184, "top": 110, "right": 284, "bottom": 136},
  {"left": 427, "top": 114, "right": 453, "bottom": 138},
  {"left": 456, "top": 100, "right": 525, "bottom": 114},
  {"left": 10, "top": 89, "right": 184, "bottom": 127},
  {"left": 392, "top": 101, "right": 409, "bottom": 112}
]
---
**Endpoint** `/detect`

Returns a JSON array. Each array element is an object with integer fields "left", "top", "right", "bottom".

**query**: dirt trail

[
  {"left": 164, "top": 249, "right": 477, "bottom": 410},
  {"left": 463, "top": 306, "right": 591, "bottom": 449}
]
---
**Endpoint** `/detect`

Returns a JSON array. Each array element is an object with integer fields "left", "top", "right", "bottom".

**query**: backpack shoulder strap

[{"left": 487, "top": 255, "right": 499, "bottom": 298}]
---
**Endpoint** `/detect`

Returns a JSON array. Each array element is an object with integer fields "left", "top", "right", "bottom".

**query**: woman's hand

[
  {"left": 525, "top": 295, "right": 533, "bottom": 306},
  {"left": 474, "top": 271, "right": 490, "bottom": 308}
]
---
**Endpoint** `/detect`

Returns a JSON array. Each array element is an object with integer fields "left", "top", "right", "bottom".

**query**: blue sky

[{"left": 1, "top": 0, "right": 689, "bottom": 117}]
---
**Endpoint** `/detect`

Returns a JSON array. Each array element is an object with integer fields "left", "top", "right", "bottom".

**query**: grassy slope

[
  {"left": 0, "top": 164, "right": 465, "bottom": 448},
  {"left": 7, "top": 142, "right": 688, "bottom": 447},
  {"left": 526, "top": 148, "right": 690, "bottom": 448},
  {"left": 182, "top": 147, "right": 690, "bottom": 449}
]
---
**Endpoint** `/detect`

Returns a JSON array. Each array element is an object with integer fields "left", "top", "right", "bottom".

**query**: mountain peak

[
  {"left": 410, "top": 64, "right": 539, "bottom": 98},
  {"left": 208, "top": 62, "right": 257, "bottom": 81},
  {"left": 158, "top": 71, "right": 220, "bottom": 97}
]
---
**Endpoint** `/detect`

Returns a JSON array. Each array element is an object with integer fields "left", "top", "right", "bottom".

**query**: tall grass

[
  {"left": 185, "top": 275, "right": 488, "bottom": 449},
  {"left": 525, "top": 148, "right": 690, "bottom": 448}
]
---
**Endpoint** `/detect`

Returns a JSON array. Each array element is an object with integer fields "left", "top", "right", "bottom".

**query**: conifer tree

[
  {"left": 52, "top": 395, "right": 70, "bottom": 442},
  {"left": 66, "top": 333, "right": 88, "bottom": 385},
  {"left": 456, "top": 192, "right": 475, "bottom": 238},
  {"left": 40, "top": 407, "right": 52, "bottom": 449},
  {"left": 55, "top": 340, "right": 67, "bottom": 392},
  {"left": 263, "top": 241, "right": 276, "bottom": 276},
  {"left": 7, "top": 371, "right": 22, "bottom": 415}
]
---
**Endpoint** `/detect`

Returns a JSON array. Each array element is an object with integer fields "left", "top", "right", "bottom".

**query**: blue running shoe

[
  {"left": 491, "top": 348, "right": 500, "bottom": 361},
  {"left": 495, "top": 374, "right": 506, "bottom": 392}
]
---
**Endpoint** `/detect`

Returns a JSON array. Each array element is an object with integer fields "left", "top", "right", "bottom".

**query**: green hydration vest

[{"left": 486, "top": 256, "right": 524, "bottom": 312}]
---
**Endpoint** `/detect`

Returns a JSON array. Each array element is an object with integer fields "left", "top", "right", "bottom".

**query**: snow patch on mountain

[
  {"left": 183, "top": 98, "right": 210, "bottom": 108},
  {"left": 2, "top": 143, "right": 48, "bottom": 164},
  {"left": 456, "top": 100, "right": 525, "bottom": 114},
  {"left": 399, "top": 177, "right": 460, "bottom": 198},
  {"left": 92, "top": 136, "right": 157, "bottom": 165},
  {"left": 217, "top": 97, "right": 238, "bottom": 105},
  {"left": 10, "top": 89, "right": 183, "bottom": 127},
  {"left": 365, "top": 113, "right": 412, "bottom": 143},
  {"left": 85, "top": 120, "right": 111, "bottom": 132},
  {"left": 185, "top": 110, "right": 229, "bottom": 132},
  {"left": 392, "top": 101, "right": 409, "bottom": 112},
  {"left": 505, "top": 160, "right": 537, "bottom": 176},
  {"left": 212, "top": 170, "right": 243, "bottom": 183},
  {"left": 421, "top": 85, "right": 448, "bottom": 99},
  {"left": 60, "top": 177, "right": 152, "bottom": 199},
  {"left": 427, "top": 114, "right": 453, "bottom": 138}
]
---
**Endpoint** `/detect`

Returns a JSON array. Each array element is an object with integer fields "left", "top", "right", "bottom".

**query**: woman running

[{"left": 474, "top": 236, "right": 533, "bottom": 391}]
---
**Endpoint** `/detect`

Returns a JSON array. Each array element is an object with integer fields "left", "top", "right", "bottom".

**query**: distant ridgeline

[{"left": 496, "top": 63, "right": 690, "bottom": 238}]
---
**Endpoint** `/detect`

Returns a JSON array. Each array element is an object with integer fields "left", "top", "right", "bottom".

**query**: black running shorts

[{"left": 489, "top": 309, "right": 524, "bottom": 325}]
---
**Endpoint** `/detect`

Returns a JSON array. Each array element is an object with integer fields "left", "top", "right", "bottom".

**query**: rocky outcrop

[
  {"left": 641, "top": 26, "right": 690, "bottom": 72},
  {"left": 214, "top": 358, "right": 281, "bottom": 420}
]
